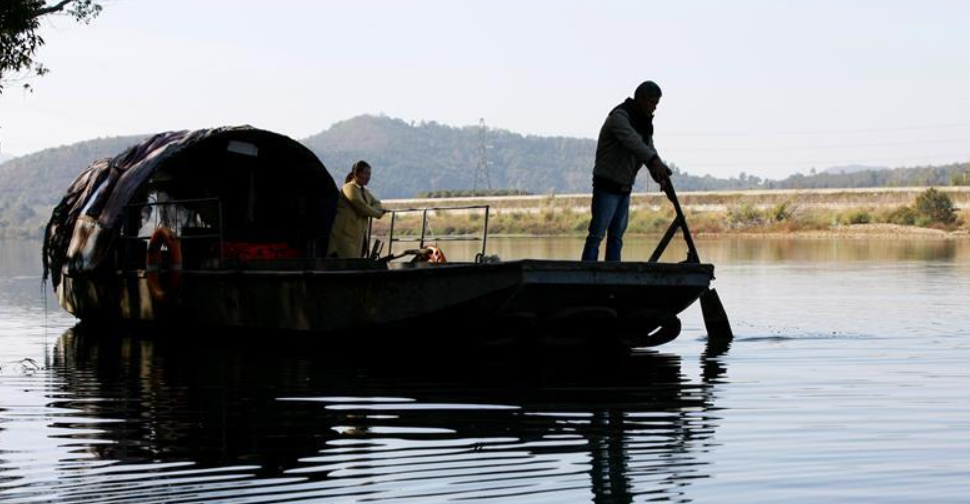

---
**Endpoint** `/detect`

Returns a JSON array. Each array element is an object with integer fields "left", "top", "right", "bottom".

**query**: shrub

[
  {"left": 914, "top": 188, "right": 956, "bottom": 224},
  {"left": 839, "top": 209, "right": 871, "bottom": 225},
  {"left": 727, "top": 203, "right": 764, "bottom": 227},
  {"left": 887, "top": 205, "right": 918, "bottom": 226},
  {"left": 770, "top": 201, "right": 794, "bottom": 222},
  {"left": 626, "top": 208, "right": 673, "bottom": 234}
]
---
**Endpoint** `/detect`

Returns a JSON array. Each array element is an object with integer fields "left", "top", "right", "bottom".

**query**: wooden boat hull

[{"left": 58, "top": 260, "right": 713, "bottom": 348}]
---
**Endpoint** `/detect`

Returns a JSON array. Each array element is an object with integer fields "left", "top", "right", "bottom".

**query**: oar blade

[{"left": 700, "top": 288, "right": 733, "bottom": 341}]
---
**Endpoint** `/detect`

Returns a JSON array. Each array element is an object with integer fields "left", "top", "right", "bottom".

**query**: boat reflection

[{"left": 42, "top": 325, "right": 730, "bottom": 503}]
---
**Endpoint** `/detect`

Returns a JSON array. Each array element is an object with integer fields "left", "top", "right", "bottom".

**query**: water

[{"left": 2, "top": 237, "right": 969, "bottom": 503}]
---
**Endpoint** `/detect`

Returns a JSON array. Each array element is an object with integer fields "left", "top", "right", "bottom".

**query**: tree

[
  {"left": 0, "top": 0, "right": 102, "bottom": 94},
  {"left": 914, "top": 188, "right": 956, "bottom": 225}
]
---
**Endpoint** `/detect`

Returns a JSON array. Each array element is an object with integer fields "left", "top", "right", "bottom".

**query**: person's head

[
  {"left": 633, "top": 80, "right": 662, "bottom": 117},
  {"left": 346, "top": 160, "right": 372, "bottom": 186}
]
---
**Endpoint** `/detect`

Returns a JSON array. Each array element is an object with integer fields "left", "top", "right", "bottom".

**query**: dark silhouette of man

[{"left": 581, "top": 81, "right": 672, "bottom": 261}]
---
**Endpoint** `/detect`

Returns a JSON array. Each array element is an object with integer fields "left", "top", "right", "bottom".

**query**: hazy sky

[{"left": 2, "top": 0, "right": 969, "bottom": 179}]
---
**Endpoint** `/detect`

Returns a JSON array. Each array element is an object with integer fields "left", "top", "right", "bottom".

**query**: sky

[{"left": 1, "top": 0, "right": 969, "bottom": 180}]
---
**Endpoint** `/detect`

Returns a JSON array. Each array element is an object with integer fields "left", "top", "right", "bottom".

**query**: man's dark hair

[{"left": 634, "top": 81, "right": 662, "bottom": 102}]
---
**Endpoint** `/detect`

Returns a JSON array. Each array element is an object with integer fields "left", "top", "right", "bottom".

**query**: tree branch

[{"left": 33, "top": 0, "right": 77, "bottom": 18}]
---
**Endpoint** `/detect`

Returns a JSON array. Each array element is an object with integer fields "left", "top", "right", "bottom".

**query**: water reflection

[{"left": 0, "top": 325, "right": 730, "bottom": 503}]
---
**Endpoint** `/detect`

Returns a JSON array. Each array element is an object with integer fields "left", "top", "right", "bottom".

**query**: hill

[
  {"left": 303, "top": 115, "right": 597, "bottom": 198},
  {"left": 0, "top": 135, "right": 146, "bottom": 238},
  {"left": 300, "top": 115, "right": 813, "bottom": 195},
  {"left": 0, "top": 115, "right": 968, "bottom": 238}
]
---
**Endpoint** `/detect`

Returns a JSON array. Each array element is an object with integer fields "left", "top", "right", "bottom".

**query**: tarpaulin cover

[{"left": 43, "top": 126, "right": 337, "bottom": 288}]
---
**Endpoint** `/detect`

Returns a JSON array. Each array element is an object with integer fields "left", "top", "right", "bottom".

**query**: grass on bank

[
  {"left": 373, "top": 188, "right": 968, "bottom": 237},
  {"left": 3, "top": 189, "right": 965, "bottom": 240}
]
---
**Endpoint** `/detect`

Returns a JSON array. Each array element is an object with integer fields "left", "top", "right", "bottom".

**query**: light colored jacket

[
  {"left": 592, "top": 108, "right": 659, "bottom": 188},
  {"left": 327, "top": 182, "right": 385, "bottom": 258}
]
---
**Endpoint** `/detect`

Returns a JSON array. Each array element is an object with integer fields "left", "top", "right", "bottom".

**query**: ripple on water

[{"left": 3, "top": 238, "right": 970, "bottom": 503}]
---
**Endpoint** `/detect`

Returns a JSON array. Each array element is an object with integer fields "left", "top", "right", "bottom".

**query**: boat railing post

[
  {"left": 217, "top": 199, "right": 224, "bottom": 263},
  {"left": 419, "top": 209, "right": 429, "bottom": 249},
  {"left": 366, "top": 217, "right": 374, "bottom": 257},
  {"left": 480, "top": 205, "right": 490, "bottom": 261},
  {"left": 388, "top": 211, "right": 397, "bottom": 257}
]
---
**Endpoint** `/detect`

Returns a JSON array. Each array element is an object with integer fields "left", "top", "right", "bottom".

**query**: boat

[{"left": 43, "top": 126, "right": 728, "bottom": 350}]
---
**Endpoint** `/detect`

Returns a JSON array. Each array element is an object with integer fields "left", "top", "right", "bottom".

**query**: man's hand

[{"left": 649, "top": 157, "right": 673, "bottom": 196}]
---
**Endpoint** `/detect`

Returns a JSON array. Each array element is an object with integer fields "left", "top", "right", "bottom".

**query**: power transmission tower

[{"left": 473, "top": 118, "right": 492, "bottom": 192}]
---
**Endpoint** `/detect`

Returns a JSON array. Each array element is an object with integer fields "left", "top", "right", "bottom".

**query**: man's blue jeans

[{"left": 581, "top": 188, "right": 630, "bottom": 261}]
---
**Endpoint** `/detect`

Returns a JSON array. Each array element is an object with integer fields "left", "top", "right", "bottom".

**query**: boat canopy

[{"left": 44, "top": 126, "right": 338, "bottom": 288}]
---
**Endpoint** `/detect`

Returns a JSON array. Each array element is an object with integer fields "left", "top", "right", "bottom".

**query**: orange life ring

[
  {"left": 146, "top": 227, "right": 183, "bottom": 303},
  {"left": 427, "top": 245, "right": 446, "bottom": 264}
]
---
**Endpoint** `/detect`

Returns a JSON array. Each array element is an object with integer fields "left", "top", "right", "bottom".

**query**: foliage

[
  {"left": 950, "top": 170, "right": 970, "bottom": 186},
  {"left": 839, "top": 209, "right": 871, "bottom": 225},
  {"left": 0, "top": 0, "right": 102, "bottom": 94},
  {"left": 726, "top": 203, "right": 765, "bottom": 228},
  {"left": 771, "top": 163, "right": 970, "bottom": 190},
  {"left": 887, "top": 206, "right": 918, "bottom": 226},
  {"left": 914, "top": 187, "right": 957, "bottom": 225},
  {"left": 769, "top": 201, "right": 794, "bottom": 222}
]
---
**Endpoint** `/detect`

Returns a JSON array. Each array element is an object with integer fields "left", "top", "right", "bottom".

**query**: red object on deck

[{"left": 220, "top": 242, "right": 302, "bottom": 261}]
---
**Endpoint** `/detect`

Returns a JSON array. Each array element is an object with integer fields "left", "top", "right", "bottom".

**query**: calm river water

[{"left": 1, "top": 237, "right": 969, "bottom": 503}]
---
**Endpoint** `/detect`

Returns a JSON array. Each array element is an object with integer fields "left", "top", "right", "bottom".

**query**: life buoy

[
  {"left": 146, "top": 227, "right": 183, "bottom": 303},
  {"left": 427, "top": 245, "right": 446, "bottom": 264}
]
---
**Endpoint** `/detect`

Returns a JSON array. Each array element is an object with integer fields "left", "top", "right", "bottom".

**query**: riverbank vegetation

[{"left": 376, "top": 188, "right": 968, "bottom": 239}]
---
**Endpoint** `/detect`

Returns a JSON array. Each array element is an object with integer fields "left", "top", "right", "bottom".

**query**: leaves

[
  {"left": 0, "top": 1, "right": 102, "bottom": 94},
  {"left": 914, "top": 187, "right": 957, "bottom": 225}
]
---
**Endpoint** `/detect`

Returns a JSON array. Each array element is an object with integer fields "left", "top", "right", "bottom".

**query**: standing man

[{"left": 581, "top": 81, "right": 672, "bottom": 262}]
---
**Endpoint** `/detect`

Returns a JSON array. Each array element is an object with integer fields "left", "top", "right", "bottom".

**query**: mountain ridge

[{"left": 0, "top": 114, "right": 967, "bottom": 238}]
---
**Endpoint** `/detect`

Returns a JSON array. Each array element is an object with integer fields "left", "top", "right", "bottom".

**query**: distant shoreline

[
  {"left": 379, "top": 187, "right": 970, "bottom": 239},
  {"left": 479, "top": 224, "right": 970, "bottom": 240},
  {"left": 4, "top": 187, "right": 968, "bottom": 240},
  {"left": 5, "top": 228, "right": 968, "bottom": 242},
  {"left": 4, "top": 224, "right": 968, "bottom": 243},
  {"left": 388, "top": 186, "right": 970, "bottom": 212},
  {"left": 708, "top": 224, "right": 970, "bottom": 240}
]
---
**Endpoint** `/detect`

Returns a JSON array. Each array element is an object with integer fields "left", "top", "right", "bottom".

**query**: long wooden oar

[{"left": 659, "top": 177, "right": 734, "bottom": 341}]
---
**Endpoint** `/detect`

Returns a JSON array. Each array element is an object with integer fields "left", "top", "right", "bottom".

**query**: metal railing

[
  {"left": 121, "top": 197, "right": 224, "bottom": 268},
  {"left": 368, "top": 205, "right": 490, "bottom": 262}
]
